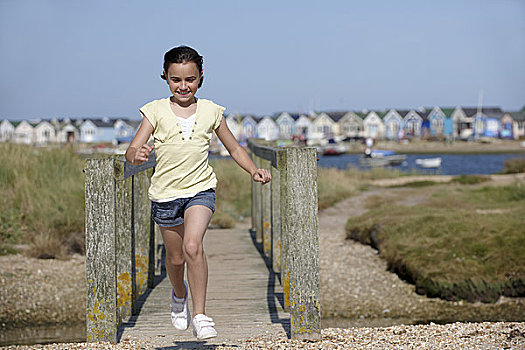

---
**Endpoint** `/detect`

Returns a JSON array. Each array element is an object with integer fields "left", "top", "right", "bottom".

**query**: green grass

[
  {"left": 345, "top": 181, "right": 525, "bottom": 302},
  {"left": 451, "top": 175, "right": 490, "bottom": 185},
  {"left": 388, "top": 180, "right": 440, "bottom": 188},
  {"left": 0, "top": 144, "right": 85, "bottom": 258}
]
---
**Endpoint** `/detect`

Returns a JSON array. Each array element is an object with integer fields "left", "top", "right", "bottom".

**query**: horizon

[{"left": 2, "top": 104, "right": 523, "bottom": 123}]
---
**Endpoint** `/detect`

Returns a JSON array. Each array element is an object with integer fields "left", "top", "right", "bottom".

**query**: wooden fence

[
  {"left": 84, "top": 140, "right": 321, "bottom": 342},
  {"left": 248, "top": 139, "right": 321, "bottom": 340},
  {"left": 84, "top": 156, "right": 157, "bottom": 342}
]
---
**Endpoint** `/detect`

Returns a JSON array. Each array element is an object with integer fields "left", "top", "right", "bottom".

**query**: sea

[{"left": 317, "top": 153, "right": 525, "bottom": 175}]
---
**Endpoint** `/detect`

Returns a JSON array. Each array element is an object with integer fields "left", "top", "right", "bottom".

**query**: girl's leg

[
  {"left": 159, "top": 224, "right": 187, "bottom": 299},
  {"left": 182, "top": 205, "right": 213, "bottom": 316}
]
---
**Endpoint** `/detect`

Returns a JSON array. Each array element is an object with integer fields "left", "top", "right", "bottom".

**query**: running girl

[{"left": 125, "top": 45, "right": 271, "bottom": 340}]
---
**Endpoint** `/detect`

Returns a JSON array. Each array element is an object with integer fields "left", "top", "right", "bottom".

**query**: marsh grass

[
  {"left": 1, "top": 146, "right": 404, "bottom": 256},
  {"left": 345, "top": 180, "right": 525, "bottom": 302},
  {"left": 501, "top": 157, "right": 525, "bottom": 174},
  {"left": 0, "top": 144, "right": 85, "bottom": 258},
  {"left": 388, "top": 180, "right": 440, "bottom": 188},
  {"left": 211, "top": 158, "right": 253, "bottom": 228},
  {"left": 451, "top": 174, "right": 490, "bottom": 185}
]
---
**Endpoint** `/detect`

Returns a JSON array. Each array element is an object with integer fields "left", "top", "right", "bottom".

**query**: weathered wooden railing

[
  {"left": 248, "top": 138, "right": 321, "bottom": 340},
  {"left": 84, "top": 155, "right": 157, "bottom": 342}
]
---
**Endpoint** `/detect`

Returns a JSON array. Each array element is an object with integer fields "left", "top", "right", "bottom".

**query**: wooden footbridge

[{"left": 84, "top": 139, "right": 320, "bottom": 345}]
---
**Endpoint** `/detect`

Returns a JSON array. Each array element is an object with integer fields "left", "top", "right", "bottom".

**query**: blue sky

[{"left": 1, "top": 0, "right": 524, "bottom": 120}]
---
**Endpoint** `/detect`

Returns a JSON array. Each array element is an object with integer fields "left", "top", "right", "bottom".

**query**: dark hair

[{"left": 160, "top": 46, "right": 204, "bottom": 88}]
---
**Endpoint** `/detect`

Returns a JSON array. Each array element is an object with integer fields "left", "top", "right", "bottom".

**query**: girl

[{"left": 125, "top": 46, "right": 271, "bottom": 340}]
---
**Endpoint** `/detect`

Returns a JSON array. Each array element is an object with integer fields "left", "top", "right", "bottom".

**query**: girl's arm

[
  {"left": 215, "top": 117, "right": 271, "bottom": 184},
  {"left": 125, "top": 117, "right": 154, "bottom": 165}
]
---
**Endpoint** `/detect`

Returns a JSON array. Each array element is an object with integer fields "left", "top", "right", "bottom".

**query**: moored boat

[
  {"left": 359, "top": 150, "right": 407, "bottom": 167},
  {"left": 415, "top": 157, "right": 442, "bottom": 168}
]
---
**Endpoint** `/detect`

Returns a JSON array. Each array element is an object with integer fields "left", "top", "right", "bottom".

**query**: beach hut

[
  {"left": 80, "top": 118, "right": 116, "bottom": 143},
  {"left": 383, "top": 109, "right": 404, "bottom": 140},
  {"left": 312, "top": 112, "right": 336, "bottom": 139},
  {"left": 0, "top": 120, "right": 15, "bottom": 142},
  {"left": 403, "top": 110, "right": 423, "bottom": 138},
  {"left": 14, "top": 120, "right": 36, "bottom": 144},
  {"left": 338, "top": 111, "right": 364, "bottom": 138},
  {"left": 363, "top": 111, "right": 386, "bottom": 139},
  {"left": 241, "top": 115, "right": 258, "bottom": 140},
  {"left": 275, "top": 112, "right": 296, "bottom": 140},
  {"left": 257, "top": 116, "right": 279, "bottom": 141},
  {"left": 34, "top": 120, "right": 56, "bottom": 144}
]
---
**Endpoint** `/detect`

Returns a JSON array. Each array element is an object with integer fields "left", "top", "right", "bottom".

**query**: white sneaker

[
  {"left": 170, "top": 281, "right": 190, "bottom": 330},
  {"left": 192, "top": 314, "right": 217, "bottom": 340}
]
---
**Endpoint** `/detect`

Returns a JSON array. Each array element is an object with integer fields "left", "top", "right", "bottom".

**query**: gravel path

[{"left": 2, "top": 322, "right": 524, "bottom": 349}]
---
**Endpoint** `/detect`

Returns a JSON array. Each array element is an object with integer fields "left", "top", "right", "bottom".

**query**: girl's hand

[
  {"left": 132, "top": 144, "right": 154, "bottom": 165},
  {"left": 252, "top": 168, "right": 271, "bottom": 185}
]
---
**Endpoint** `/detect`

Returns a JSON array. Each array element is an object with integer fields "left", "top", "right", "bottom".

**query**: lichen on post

[
  {"left": 282, "top": 147, "right": 321, "bottom": 340},
  {"left": 133, "top": 168, "right": 153, "bottom": 308},
  {"left": 85, "top": 158, "right": 118, "bottom": 343},
  {"left": 114, "top": 159, "right": 133, "bottom": 325}
]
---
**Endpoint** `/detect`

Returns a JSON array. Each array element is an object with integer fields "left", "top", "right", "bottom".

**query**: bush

[{"left": 502, "top": 157, "right": 525, "bottom": 174}]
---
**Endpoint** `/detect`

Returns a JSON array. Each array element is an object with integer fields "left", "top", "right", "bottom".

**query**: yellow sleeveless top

[{"left": 139, "top": 97, "right": 225, "bottom": 201}]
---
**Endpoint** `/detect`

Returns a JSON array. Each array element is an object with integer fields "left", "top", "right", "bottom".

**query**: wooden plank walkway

[{"left": 118, "top": 224, "right": 290, "bottom": 346}]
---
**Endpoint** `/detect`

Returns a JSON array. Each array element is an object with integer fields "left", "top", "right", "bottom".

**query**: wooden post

[
  {"left": 260, "top": 158, "right": 272, "bottom": 259},
  {"left": 114, "top": 160, "right": 133, "bottom": 326},
  {"left": 281, "top": 148, "right": 321, "bottom": 340},
  {"left": 253, "top": 156, "right": 263, "bottom": 244},
  {"left": 85, "top": 159, "right": 118, "bottom": 343},
  {"left": 132, "top": 168, "right": 152, "bottom": 309},
  {"left": 277, "top": 151, "right": 290, "bottom": 311},
  {"left": 270, "top": 161, "right": 281, "bottom": 273}
]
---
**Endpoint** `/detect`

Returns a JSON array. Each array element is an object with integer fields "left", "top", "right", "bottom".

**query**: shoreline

[{"left": 342, "top": 139, "right": 525, "bottom": 155}]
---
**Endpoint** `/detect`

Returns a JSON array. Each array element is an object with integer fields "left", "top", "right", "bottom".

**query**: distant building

[
  {"left": 275, "top": 112, "right": 296, "bottom": 139},
  {"left": 257, "top": 116, "right": 279, "bottom": 141},
  {"left": 14, "top": 121, "right": 36, "bottom": 144},
  {"left": 363, "top": 111, "right": 386, "bottom": 139},
  {"left": 80, "top": 118, "right": 116, "bottom": 143},
  {"left": 0, "top": 120, "right": 15, "bottom": 142},
  {"left": 34, "top": 121, "right": 56, "bottom": 144},
  {"left": 383, "top": 109, "right": 404, "bottom": 140}
]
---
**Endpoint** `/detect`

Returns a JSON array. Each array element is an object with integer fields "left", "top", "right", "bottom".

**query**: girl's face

[{"left": 165, "top": 61, "right": 202, "bottom": 107}]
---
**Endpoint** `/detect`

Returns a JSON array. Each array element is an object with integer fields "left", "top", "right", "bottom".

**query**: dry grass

[{"left": 0, "top": 144, "right": 85, "bottom": 258}]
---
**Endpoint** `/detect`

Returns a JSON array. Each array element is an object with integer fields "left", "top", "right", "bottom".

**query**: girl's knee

[
  {"left": 166, "top": 254, "right": 185, "bottom": 267},
  {"left": 183, "top": 240, "right": 203, "bottom": 260}
]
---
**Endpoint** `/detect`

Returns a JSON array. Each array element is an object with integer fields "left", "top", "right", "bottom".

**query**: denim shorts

[{"left": 151, "top": 189, "right": 216, "bottom": 227}]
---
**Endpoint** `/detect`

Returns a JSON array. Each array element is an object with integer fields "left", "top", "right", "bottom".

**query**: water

[
  {"left": 0, "top": 323, "right": 85, "bottom": 346},
  {"left": 317, "top": 153, "right": 525, "bottom": 175}
]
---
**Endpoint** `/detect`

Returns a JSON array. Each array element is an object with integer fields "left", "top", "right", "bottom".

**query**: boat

[
  {"left": 359, "top": 150, "right": 407, "bottom": 167},
  {"left": 415, "top": 157, "right": 442, "bottom": 168},
  {"left": 320, "top": 138, "right": 348, "bottom": 156}
]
